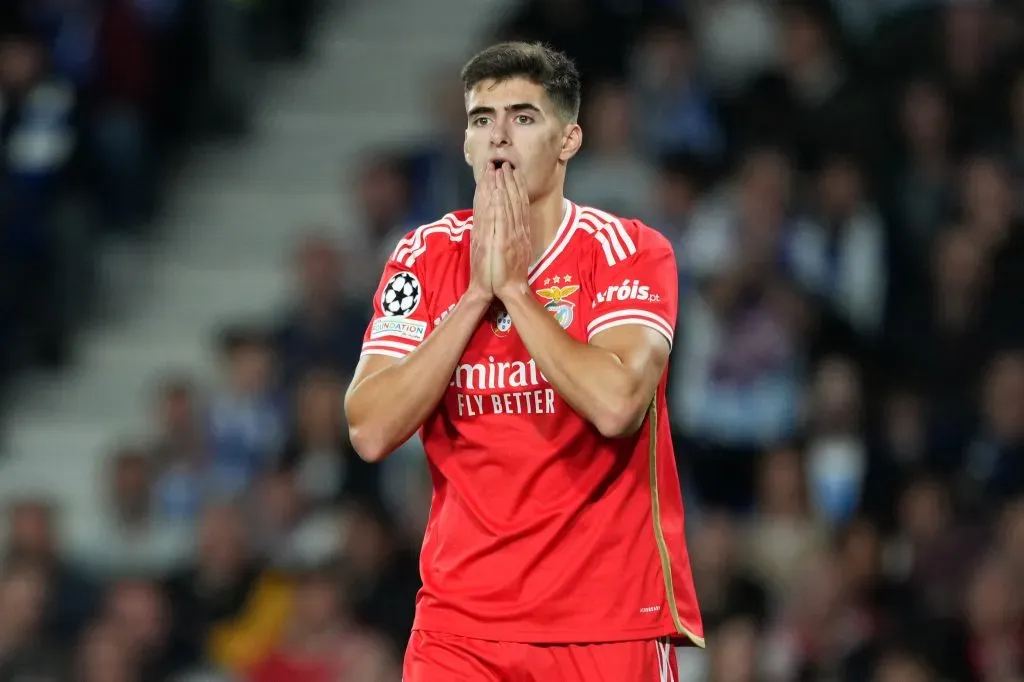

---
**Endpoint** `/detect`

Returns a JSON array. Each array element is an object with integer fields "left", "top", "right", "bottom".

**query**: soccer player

[{"left": 345, "top": 42, "right": 704, "bottom": 681}]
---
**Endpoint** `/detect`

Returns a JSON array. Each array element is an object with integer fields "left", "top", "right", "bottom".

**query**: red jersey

[{"left": 360, "top": 201, "right": 703, "bottom": 646}]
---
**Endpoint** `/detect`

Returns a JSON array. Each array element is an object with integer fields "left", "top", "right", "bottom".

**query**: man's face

[{"left": 463, "top": 77, "right": 580, "bottom": 200}]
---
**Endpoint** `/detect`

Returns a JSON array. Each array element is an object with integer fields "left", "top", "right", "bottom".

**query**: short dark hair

[{"left": 461, "top": 42, "right": 581, "bottom": 122}]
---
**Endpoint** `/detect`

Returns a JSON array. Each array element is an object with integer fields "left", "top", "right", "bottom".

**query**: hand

[
  {"left": 468, "top": 164, "right": 496, "bottom": 301},
  {"left": 492, "top": 164, "right": 532, "bottom": 299}
]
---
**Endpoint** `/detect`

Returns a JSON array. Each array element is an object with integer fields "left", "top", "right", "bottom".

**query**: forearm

[
  {"left": 499, "top": 284, "right": 649, "bottom": 437},
  {"left": 346, "top": 291, "right": 491, "bottom": 461}
]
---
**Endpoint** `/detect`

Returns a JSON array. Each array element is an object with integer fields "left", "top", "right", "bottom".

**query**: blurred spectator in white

[
  {"left": 674, "top": 146, "right": 808, "bottom": 510},
  {"left": 688, "top": 0, "right": 780, "bottom": 95},
  {"left": 207, "top": 325, "right": 286, "bottom": 498},
  {"left": 278, "top": 369, "right": 380, "bottom": 509},
  {"left": 629, "top": 11, "right": 725, "bottom": 161},
  {"left": 247, "top": 563, "right": 398, "bottom": 682},
  {"left": 0, "top": 556, "right": 66, "bottom": 680},
  {"left": 790, "top": 151, "right": 887, "bottom": 337},
  {"left": 961, "top": 351, "right": 1024, "bottom": 510},
  {"left": 4, "top": 499, "right": 96, "bottom": 646},
  {"left": 804, "top": 356, "right": 868, "bottom": 526},
  {"left": 745, "top": 447, "right": 827, "bottom": 606},
  {"left": 273, "top": 233, "right": 366, "bottom": 390},
  {"left": 566, "top": 79, "right": 654, "bottom": 217},
  {"left": 338, "top": 500, "right": 419, "bottom": 658},
  {"left": 250, "top": 471, "right": 338, "bottom": 571},
  {"left": 165, "top": 502, "right": 291, "bottom": 678},
  {"left": 75, "top": 446, "right": 189, "bottom": 577},
  {"left": 150, "top": 374, "right": 211, "bottom": 524}
]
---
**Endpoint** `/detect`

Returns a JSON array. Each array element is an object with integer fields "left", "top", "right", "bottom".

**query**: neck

[{"left": 529, "top": 190, "right": 567, "bottom": 264}]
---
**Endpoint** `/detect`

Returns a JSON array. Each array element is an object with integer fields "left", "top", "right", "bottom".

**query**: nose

[{"left": 489, "top": 117, "right": 511, "bottom": 147}]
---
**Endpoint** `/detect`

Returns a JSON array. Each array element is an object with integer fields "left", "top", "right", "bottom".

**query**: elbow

[
  {"left": 592, "top": 397, "right": 648, "bottom": 439},
  {"left": 347, "top": 424, "right": 392, "bottom": 463}
]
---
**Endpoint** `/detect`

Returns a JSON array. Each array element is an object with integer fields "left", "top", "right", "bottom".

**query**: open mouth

[{"left": 491, "top": 159, "right": 515, "bottom": 170}]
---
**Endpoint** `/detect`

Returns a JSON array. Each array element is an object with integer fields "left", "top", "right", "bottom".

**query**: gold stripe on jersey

[{"left": 648, "top": 399, "right": 706, "bottom": 648}]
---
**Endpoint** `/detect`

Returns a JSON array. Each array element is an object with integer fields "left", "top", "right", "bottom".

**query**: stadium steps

[{"left": 0, "top": 0, "right": 506, "bottom": 540}]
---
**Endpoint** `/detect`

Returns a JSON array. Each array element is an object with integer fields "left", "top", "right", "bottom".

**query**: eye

[
  {"left": 514, "top": 114, "right": 534, "bottom": 125},
  {"left": 471, "top": 117, "right": 491, "bottom": 127}
]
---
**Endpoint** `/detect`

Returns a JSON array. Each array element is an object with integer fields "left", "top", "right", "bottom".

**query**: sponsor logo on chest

[{"left": 593, "top": 279, "right": 659, "bottom": 306}]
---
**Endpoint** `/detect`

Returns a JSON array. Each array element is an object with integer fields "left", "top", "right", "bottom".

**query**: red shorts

[{"left": 404, "top": 630, "right": 678, "bottom": 682}]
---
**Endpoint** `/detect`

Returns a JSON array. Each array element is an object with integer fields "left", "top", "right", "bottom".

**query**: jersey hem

[{"left": 412, "top": 615, "right": 704, "bottom": 647}]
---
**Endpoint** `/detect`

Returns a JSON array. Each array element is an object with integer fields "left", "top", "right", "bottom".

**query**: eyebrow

[{"left": 467, "top": 103, "right": 543, "bottom": 118}]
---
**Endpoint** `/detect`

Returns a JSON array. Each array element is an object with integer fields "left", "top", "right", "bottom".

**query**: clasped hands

[{"left": 469, "top": 162, "right": 532, "bottom": 302}]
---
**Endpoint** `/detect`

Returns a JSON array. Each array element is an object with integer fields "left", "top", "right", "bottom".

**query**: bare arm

[
  {"left": 499, "top": 285, "right": 670, "bottom": 437},
  {"left": 345, "top": 290, "right": 491, "bottom": 462}
]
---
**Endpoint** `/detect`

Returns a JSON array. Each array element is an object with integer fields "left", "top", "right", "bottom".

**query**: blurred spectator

[
  {"left": 629, "top": 11, "right": 725, "bottom": 161},
  {"left": 207, "top": 325, "right": 286, "bottom": 497},
  {"left": 688, "top": 511, "right": 767, "bottom": 633},
  {"left": 74, "top": 620, "right": 137, "bottom": 682},
  {"left": 150, "top": 373, "right": 211, "bottom": 524},
  {"left": 961, "top": 555, "right": 1024, "bottom": 682},
  {"left": 688, "top": 0, "right": 780, "bottom": 94},
  {"left": 273, "top": 233, "right": 367, "bottom": 390},
  {"left": 74, "top": 445, "right": 189, "bottom": 577},
  {"left": 165, "top": 502, "right": 292, "bottom": 677},
  {"left": 99, "top": 578, "right": 175, "bottom": 679},
  {"left": 278, "top": 368, "right": 380, "bottom": 508},
  {"left": 4, "top": 499, "right": 96, "bottom": 645},
  {"left": 0, "top": 556, "right": 66, "bottom": 680},
  {"left": 250, "top": 471, "right": 338, "bottom": 571},
  {"left": 248, "top": 563, "right": 398, "bottom": 682},
  {"left": 337, "top": 500, "right": 419, "bottom": 658},
  {"left": 566, "top": 79, "right": 655, "bottom": 217}
]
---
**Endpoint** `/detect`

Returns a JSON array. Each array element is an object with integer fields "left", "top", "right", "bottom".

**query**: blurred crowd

[{"left": 3, "top": 0, "right": 1024, "bottom": 681}]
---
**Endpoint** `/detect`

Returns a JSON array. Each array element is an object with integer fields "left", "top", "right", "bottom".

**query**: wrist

[{"left": 460, "top": 286, "right": 493, "bottom": 315}]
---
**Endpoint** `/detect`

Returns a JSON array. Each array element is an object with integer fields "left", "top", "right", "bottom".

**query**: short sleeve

[
  {"left": 586, "top": 226, "right": 679, "bottom": 349},
  {"left": 360, "top": 257, "right": 434, "bottom": 359}
]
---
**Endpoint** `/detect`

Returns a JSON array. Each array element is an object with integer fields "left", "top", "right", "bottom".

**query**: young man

[{"left": 345, "top": 42, "right": 704, "bottom": 681}]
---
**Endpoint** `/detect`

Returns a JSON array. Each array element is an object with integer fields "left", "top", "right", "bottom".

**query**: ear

[
  {"left": 464, "top": 129, "right": 472, "bottom": 167},
  {"left": 559, "top": 123, "right": 583, "bottom": 163}
]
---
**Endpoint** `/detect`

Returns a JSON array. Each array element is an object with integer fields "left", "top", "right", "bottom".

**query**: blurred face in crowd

[
  {"left": 634, "top": 23, "right": 694, "bottom": 87},
  {"left": 808, "top": 356, "right": 862, "bottom": 433},
  {"left": 262, "top": 473, "right": 302, "bottom": 530},
  {"left": 897, "top": 478, "right": 949, "bottom": 546},
  {"left": 982, "top": 353, "right": 1024, "bottom": 442},
  {"left": 901, "top": 80, "right": 949, "bottom": 156},
  {"left": 584, "top": 81, "right": 633, "bottom": 155},
  {"left": 780, "top": 7, "right": 829, "bottom": 72},
  {"left": 708, "top": 617, "right": 759, "bottom": 682},
  {"left": 338, "top": 505, "right": 390, "bottom": 575},
  {"left": 112, "top": 453, "right": 151, "bottom": 522},
  {"left": 689, "top": 512, "right": 735, "bottom": 576},
  {"left": 226, "top": 341, "right": 274, "bottom": 397},
  {"left": 1011, "top": 69, "right": 1024, "bottom": 136},
  {"left": 297, "top": 369, "right": 343, "bottom": 440},
  {"left": 357, "top": 157, "right": 409, "bottom": 234},
  {"left": 757, "top": 448, "right": 807, "bottom": 519},
  {"left": 295, "top": 235, "right": 341, "bottom": 311},
  {"left": 77, "top": 622, "right": 135, "bottom": 682},
  {"left": 157, "top": 379, "right": 196, "bottom": 438},
  {"left": 197, "top": 505, "right": 246, "bottom": 577},
  {"left": 839, "top": 520, "right": 881, "bottom": 590},
  {"left": 872, "top": 651, "right": 933, "bottom": 682},
  {"left": 737, "top": 148, "right": 792, "bottom": 239},
  {"left": 463, "top": 77, "right": 582, "bottom": 201},
  {"left": 961, "top": 156, "right": 1014, "bottom": 245},
  {"left": 105, "top": 580, "right": 168, "bottom": 652},
  {"left": 294, "top": 573, "right": 342, "bottom": 634},
  {"left": 966, "top": 557, "right": 1020, "bottom": 637},
  {"left": 7, "top": 502, "right": 55, "bottom": 560},
  {"left": 653, "top": 168, "right": 697, "bottom": 222},
  {"left": 817, "top": 155, "right": 864, "bottom": 219},
  {"left": 944, "top": 3, "right": 992, "bottom": 81},
  {"left": 0, "top": 38, "right": 43, "bottom": 93},
  {"left": 932, "top": 228, "right": 985, "bottom": 296},
  {"left": 882, "top": 389, "right": 927, "bottom": 461},
  {"left": 0, "top": 563, "right": 48, "bottom": 636},
  {"left": 997, "top": 498, "right": 1024, "bottom": 569},
  {"left": 791, "top": 553, "right": 844, "bottom": 626}
]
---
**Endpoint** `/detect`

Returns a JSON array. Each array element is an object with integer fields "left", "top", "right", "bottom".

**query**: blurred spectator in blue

[
  {"left": 566, "top": 79, "right": 655, "bottom": 217},
  {"left": 404, "top": 71, "right": 475, "bottom": 223},
  {"left": 0, "top": 11, "right": 77, "bottom": 371},
  {"left": 273, "top": 233, "right": 366, "bottom": 390},
  {"left": 628, "top": 11, "right": 725, "bottom": 161},
  {"left": 207, "top": 325, "right": 286, "bottom": 498},
  {"left": 278, "top": 369, "right": 380, "bottom": 510},
  {"left": 4, "top": 500, "right": 96, "bottom": 646},
  {"left": 74, "top": 446, "right": 190, "bottom": 577},
  {"left": 790, "top": 151, "right": 887, "bottom": 338},
  {"left": 150, "top": 373, "right": 211, "bottom": 524},
  {"left": 673, "top": 146, "right": 809, "bottom": 511}
]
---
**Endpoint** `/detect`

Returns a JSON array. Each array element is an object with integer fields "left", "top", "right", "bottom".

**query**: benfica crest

[
  {"left": 536, "top": 284, "right": 580, "bottom": 330},
  {"left": 491, "top": 305, "right": 513, "bottom": 337}
]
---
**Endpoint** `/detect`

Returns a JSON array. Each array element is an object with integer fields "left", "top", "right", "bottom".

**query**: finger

[
  {"left": 511, "top": 168, "right": 530, "bottom": 240},
  {"left": 501, "top": 166, "right": 521, "bottom": 235}
]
